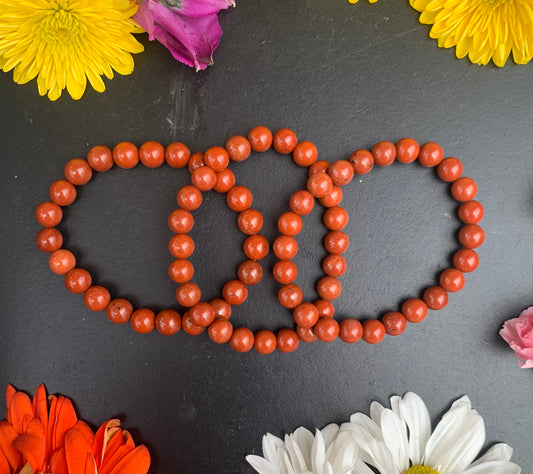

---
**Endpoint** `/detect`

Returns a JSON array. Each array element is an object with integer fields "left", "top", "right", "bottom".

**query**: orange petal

[
  {"left": 71, "top": 421, "right": 94, "bottom": 445},
  {"left": 50, "top": 397, "right": 78, "bottom": 453},
  {"left": 50, "top": 447, "right": 68, "bottom": 474},
  {"left": 5, "top": 386, "right": 16, "bottom": 424},
  {"left": 46, "top": 396, "right": 57, "bottom": 460},
  {"left": 31, "top": 385, "right": 48, "bottom": 438},
  {"left": 24, "top": 418, "right": 46, "bottom": 472},
  {"left": 84, "top": 452, "right": 97, "bottom": 474},
  {"left": 0, "top": 441, "right": 13, "bottom": 474},
  {"left": 99, "top": 431, "right": 135, "bottom": 473},
  {"left": 25, "top": 418, "right": 44, "bottom": 437},
  {"left": 99, "top": 429, "right": 128, "bottom": 471},
  {"left": 13, "top": 432, "right": 45, "bottom": 473},
  {"left": 21, "top": 415, "right": 33, "bottom": 436},
  {"left": 91, "top": 420, "right": 120, "bottom": 469},
  {"left": 9, "top": 392, "right": 33, "bottom": 435},
  {"left": 64, "top": 427, "right": 96, "bottom": 474},
  {"left": 0, "top": 421, "right": 22, "bottom": 470},
  {"left": 108, "top": 445, "right": 150, "bottom": 474}
]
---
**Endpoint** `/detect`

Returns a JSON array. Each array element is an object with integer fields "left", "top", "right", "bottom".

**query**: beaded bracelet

[
  {"left": 35, "top": 129, "right": 484, "bottom": 354},
  {"left": 167, "top": 127, "right": 346, "bottom": 353},
  {"left": 35, "top": 141, "right": 192, "bottom": 336}
]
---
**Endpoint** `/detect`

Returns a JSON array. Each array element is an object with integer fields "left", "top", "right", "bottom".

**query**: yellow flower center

[
  {"left": 41, "top": 2, "right": 81, "bottom": 44},
  {"left": 404, "top": 466, "right": 439, "bottom": 474}
]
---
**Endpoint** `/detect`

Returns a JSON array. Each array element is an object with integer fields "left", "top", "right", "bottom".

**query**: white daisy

[
  {"left": 246, "top": 423, "right": 374, "bottom": 474},
  {"left": 341, "top": 392, "right": 521, "bottom": 474}
]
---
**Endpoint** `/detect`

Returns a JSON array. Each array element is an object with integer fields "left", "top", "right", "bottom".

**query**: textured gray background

[{"left": 1, "top": 1, "right": 532, "bottom": 473}]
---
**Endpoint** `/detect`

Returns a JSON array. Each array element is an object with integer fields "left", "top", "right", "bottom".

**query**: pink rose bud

[{"left": 500, "top": 306, "right": 533, "bottom": 368}]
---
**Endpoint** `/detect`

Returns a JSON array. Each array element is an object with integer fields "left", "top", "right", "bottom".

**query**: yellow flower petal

[
  {"left": 411, "top": 0, "right": 533, "bottom": 67},
  {"left": 0, "top": 0, "right": 144, "bottom": 100}
]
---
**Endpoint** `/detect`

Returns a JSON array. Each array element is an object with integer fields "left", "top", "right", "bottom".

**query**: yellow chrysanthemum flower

[
  {"left": 347, "top": 0, "right": 378, "bottom": 4},
  {"left": 410, "top": 0, "right": 533, "bottom": 67},
  {"left": 0, "top": 0, "right": 145, "bottom": 101}
]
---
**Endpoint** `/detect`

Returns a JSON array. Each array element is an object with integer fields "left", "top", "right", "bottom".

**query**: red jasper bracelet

[{"left": 35, "top": 128, "right": 484, "bottom": 354}]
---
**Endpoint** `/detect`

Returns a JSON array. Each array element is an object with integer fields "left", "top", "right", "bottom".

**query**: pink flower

[
  {"left": 500, "top": 306, "right": 533, "bottom": 368},
  {"left": 134, "top": 0, "right": 234, "bottom": 71}
]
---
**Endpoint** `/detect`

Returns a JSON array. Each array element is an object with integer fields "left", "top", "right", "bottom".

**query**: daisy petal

[
  {"left": 366, "top": 438, "right": 401, "bottom": 474},
  {"left": 246, "top": 454, "right": 278, "bottom": 474},
  {"left": 279, "top": 448, "right": 295, "bottom": 474},
  {"left": 380, "top": 409, "right": 409, "bottom": 472},
  {"left": 290, "top": 427, "right": 314, "bottom": 467},
  {"left": 284, "top": 432, "right": 307, "bottom": 471},
  {"left": 262, "top": 433, "right": 285, "bottom": 465},
  {"left": 462, "top": 460, "right": 521, "bottom": 474},
  {"left": 370, "top": 401, "right": 385, "bottom": 425},
  {"left": 399, "top": 391, "right": 431, "bottom": 464},
  {"left": 321, "top": 424, "right": 340, "bottom": 448},
  {"left": 470, "top": 443, "right": 514, "bottom": 465},
  {"left": 424, "top": 396, "right": 485, "bottom": 472},
  {"left": 389, "top": 395, "right": 401, "bottom": 416},
  {"left": 343, "top": 413, "right": 383, "bottom": 442},
  {"left": 328, "top": 431, "right": 357, "bottom": 472},
  {"left": 310, "top": 429, "right": 326, "bottom": 472}
]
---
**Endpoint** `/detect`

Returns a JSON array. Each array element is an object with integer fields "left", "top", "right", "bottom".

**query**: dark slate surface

[{"left": 1, "top": 1, "right": 532, "bottom": 473}]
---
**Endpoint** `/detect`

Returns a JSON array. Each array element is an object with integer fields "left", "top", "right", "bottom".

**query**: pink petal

[
  {"left": 500, "top": 307, "right": 533, "bottom": 369},
  {"left": 509, "top": 342, "right": 533, "bottom": 361},
  {"left": 519, "top": 358, "right": 533, "bottom": 369},
  {"left": 500, "top": 320, "right": 521, "bottom": 345},
  {"left": 516, "top": 308, "right": 533, "bottom": 342},
  {"left": 134, "top": 2, "right": 157, "bottom": 40},
  {"left": 136, "top": 3, "right": 223, "bottom": 70}
]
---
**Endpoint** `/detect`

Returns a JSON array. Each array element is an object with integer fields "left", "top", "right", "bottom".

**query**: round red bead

[
  {"left": 106, "top": 299, "right": 133, "bottom": 324},
  {"left": 254, "top": 330, "right": 277, "bottom": 354},
  {"left": 273, "top": 128, "right": 298, "bottom": 154},
  {"left": 372, "top": 141, "right": 396, "bottom": 167},
  {"left": 226, "top": 136, "right": 251, "bottom": 162},
  {"left": 155, "top": 309, "right": 181, "bottom": 335},
  {"left": 362, "top": 319, "right": 386, "bottom": 344},
  {"left": 208, "top": 319, "right": 233, "bottom": 343},
  {"left": 401, "top": 299, "right": 428, "bottom": 323},
  {"left": 395, "top": 138, "right": 419, "bottom": 163},
  {"left": 277, "top": 329, "right": 300, "bottom": 352},
  {"left": 439, "top": 268, "right": 465, "bottom": 292},
  {"left": 230, "top": 327, "right": 255, "bottom": 352},
  {"left": 382, "top": 312, "right": 407, "bottom": 336},
  {"left": 36, "top": 228, "right": 63, "bottom": 253},
  {"left": 423, "top": 286, "right": 448, "bottom": 310},
  {"left": 130, "top": 308, "right": 155, "bottom": 334},
  {"left": 314, "top": 318, "right": 339, "bottom": 342},
  {"left": 453, "top": 248, "right": 479, "bottom": 273},
  {"left": 339, "top": 319, "right": 363, "bottom": 343},
  {"left": 418, "top": 142, "right": 443, "bottom": 167}
]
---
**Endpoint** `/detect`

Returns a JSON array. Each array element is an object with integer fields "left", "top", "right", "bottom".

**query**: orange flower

[{"left": 0, "top": 385, "right": 150, "bottom": 474}]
